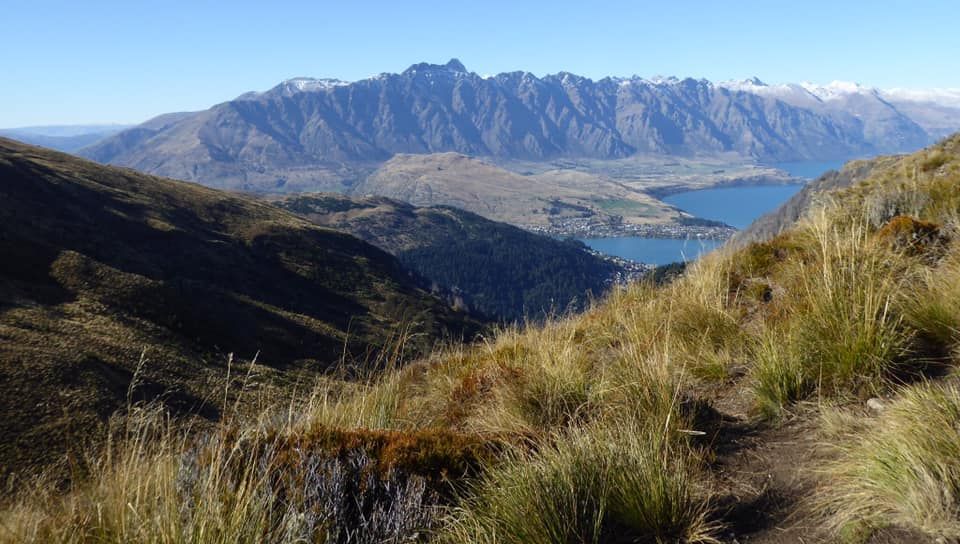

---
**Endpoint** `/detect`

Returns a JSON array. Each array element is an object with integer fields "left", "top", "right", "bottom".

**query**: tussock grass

[
  {"left": 909, "top": 251, "right": 960, "bottom": 352},
  {"left": 463, "top": 322, "right": 598, "bottom": 435},
  {"left": 0, "top": 407, "right": 288, "bottom": 544},
  {"left": 440, "top": 421, "right": 719, "bottom": 544},
  {"left": 356, "top": 277, "right": 728, "bottom": 438},
  {"left": 0, "top": 401, "right": 477, "bottom": 544},
  {"left": 817, "top": 382, "right": 960, "bottom": 541},
  {"left": 13, "top": 137, "right": 960, "bottom": 542},
  {"left": 748, "top": 211, "right": 913, "bottom": 415},
  {"left": 299, "top": 371, "right": 409, "bottom": 431},
  {"left": 750, "top": 327, "right": 810, "bottom": 418}
]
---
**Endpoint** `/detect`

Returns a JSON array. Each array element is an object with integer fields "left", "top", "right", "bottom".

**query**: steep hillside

[
  {"left": 278, "top": 193, "right": 631, "bottom": 321},
  {"left": 79, "top": 60, "right": 956, "bottom": 192},
  {"left": 732, "top": 157, "right": 892, "bottom": 244},
  {"left": 731, "top": 133, "right": 960, "bottom": 244},
  {"left": 0, "top": 138, "right": 479, "bottom": 474},
  {"left": 9, "top": 136, "right": 960, "bottom": 543}
]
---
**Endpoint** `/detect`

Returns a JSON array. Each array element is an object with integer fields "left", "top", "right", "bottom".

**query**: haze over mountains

[
  {"left": 77, "top": 59, "right": 960, "bottom": 193},
  {"left": 0, "top": 124, "right": 131, "bottom": 153}
]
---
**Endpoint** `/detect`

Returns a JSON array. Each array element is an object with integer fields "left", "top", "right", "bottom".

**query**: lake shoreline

[
  {"left": 527, "top": 222, "right": 737, "bottom": 241},
  {"left": 580, "top": 236, "right": 727, "bottom": 266},
  {"left": 643, "top": 173, "right": 802, "bottom": 199}
]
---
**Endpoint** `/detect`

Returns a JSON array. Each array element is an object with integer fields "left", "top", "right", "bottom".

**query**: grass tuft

[
  {"left": 749, "top": 212, "right": 913, "bottom": 415},
  {"left": 440, "top": 421, "right": 719, "bottom": 544},
  {"left": 817, "top": 382, "right": 960, "bottom": 541}
]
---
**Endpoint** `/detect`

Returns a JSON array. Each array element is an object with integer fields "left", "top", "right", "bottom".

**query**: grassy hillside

[
  {"left": 278, "top": 193, "right": 627, "bottom": 321},
  {"left": 733, "top": 156, "right": 894, "bottom": 244},
  {"left": 0, "top": 138, "right": 480, "bottom": 476},
  {"left": 6, "top": 134, "right": 960, "bottom": 543},
  {"left": 354, "top": 152, "right": 679, "bottom": 228}
]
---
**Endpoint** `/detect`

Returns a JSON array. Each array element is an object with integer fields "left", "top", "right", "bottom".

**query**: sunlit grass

[{"left": 817, "top": 383, "right": 960, "bottom": 541}]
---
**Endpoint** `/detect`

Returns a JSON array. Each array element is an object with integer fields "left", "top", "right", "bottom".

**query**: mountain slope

[
  {"left": 278, "top": 193, "right": 633, "bottom": 321},
  {"left": 0, "top": 137, "right": 478, "bottom": 474},
  {"left": 353, "top": 152, "right": 679, "bottom": 228},
  {"left": 80, "top": 61, "right": 957, "bottom": 192},
  {"left": 732, "top": 158, "right": 888, "bottom": 244},
  {"left": 12, "top": 135, "right": 960, "bottom": 542}
]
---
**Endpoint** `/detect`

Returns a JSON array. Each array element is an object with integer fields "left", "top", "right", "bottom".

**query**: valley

[
  {"left": 275, "top": 192, "right": 648, "bottom": 321},
  {"left": 8, "top": 133, "right": 960, "bottom": 543},
  {"left": 3, "top": 5, "right": 960, "bottom": 536}
]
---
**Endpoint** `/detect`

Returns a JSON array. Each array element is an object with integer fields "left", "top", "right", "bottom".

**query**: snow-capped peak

[
  {"left": 717, "top": 77, "right": 770, "bottom": 92},
  {"left": 800, "top": 81, "right": 876, "bottom": 101},
  {"left": 714, "top": 78, "right": 828, "bottom": 107},
  {"left": 645, "top": 75, "right": 680, "bottom": 86},
  {"left": 236, "top": 77, "right": 352, "bottom": 100},
  {"left": 730, "top": 76, "right": 767, "bottom": 88},
  {"left": 282, "top": 77, "right": 350, "bottom": 92}
]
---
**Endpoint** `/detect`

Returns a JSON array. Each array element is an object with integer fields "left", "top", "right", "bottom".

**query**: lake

[
  {"left": 581, "top": 160, "right": 846, "bottom": 265},
  {"left": 662, "top": 184, "right": 805, "bottom": 229},
  {"left": 582, "top": 236, "right": 726, "bottom": 266}
]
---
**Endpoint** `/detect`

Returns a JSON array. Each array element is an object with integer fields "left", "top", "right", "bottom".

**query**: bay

[
  {"left": 581, "top": 237, "right": 725, "bottom": 266},
  {"left": 662, "top": 184, "right": 805, "bottom": 229},
  {"left": 771, "top": 159, "right": 848, "bottom": 179},
  {"left": 582, "top": 161, "right": 853, "bottom": 265}
]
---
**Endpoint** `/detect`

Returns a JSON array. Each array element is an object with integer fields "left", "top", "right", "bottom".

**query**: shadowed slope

[
  {"left": 278, "top": 192, "right": 627, "bottom": 321},
  {"left": 0, "top": 137, "right": 479, "bottom": 474}
]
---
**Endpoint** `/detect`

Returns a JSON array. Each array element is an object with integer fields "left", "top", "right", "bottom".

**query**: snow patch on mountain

[
  {"left": 284, "top": 77, "right": 350, "bottom": 91},
  {"left": 882, "top": 88, "right": 960, "bottom": 108},
  {"left": 799, "top": 81, "right": 877, "bottom": 101},
  {"left": 717, "top": 78, "right": 823, "bottom": 108}
]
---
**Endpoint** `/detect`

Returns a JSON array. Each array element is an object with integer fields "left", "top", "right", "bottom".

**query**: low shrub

[{"left": 0, "top": 405, "right": 494, "bottom": 544}]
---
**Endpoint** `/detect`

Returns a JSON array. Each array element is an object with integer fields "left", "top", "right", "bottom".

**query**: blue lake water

[
  {"left": 581, "top": 160, "right": 849, "bottom": 265},
  {"left": 581, "top": 237, "right": 726, "bottom": 266},
  {"left": 770, "top": 160, "right": 849, "bottom": 179},
  {"left": 662, "top": 184, "right": 805, "bottom": 229}
]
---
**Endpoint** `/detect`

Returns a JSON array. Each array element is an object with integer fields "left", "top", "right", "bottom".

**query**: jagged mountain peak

[
  {"left": 645, "top": 75, "right": 681, "bottom": 85},
  {"left": 403, "top": 58, "right": 469, "bottom": 75},
  {"left": 444, "top": 58, "right": 467, "bottom": 72},
  {"left": 81, "top": 65, "right": 958, "bottom": 192},
  {"left": 720, "top": 76, "right": 768, "bottom": 89}
]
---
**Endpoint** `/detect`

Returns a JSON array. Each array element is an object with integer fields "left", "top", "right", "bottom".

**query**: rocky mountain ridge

[{"left": 78, "top": 60, "right": 960, "bottom": 192}]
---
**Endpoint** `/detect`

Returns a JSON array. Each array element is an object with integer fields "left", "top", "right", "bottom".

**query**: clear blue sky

[{"left": 2, "top": 0, "right": 958, "bottom": 127}]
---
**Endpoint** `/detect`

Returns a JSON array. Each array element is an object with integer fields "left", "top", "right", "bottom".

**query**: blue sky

[{"left": 2, "top": 0, "right": 958, "bottom": 127}]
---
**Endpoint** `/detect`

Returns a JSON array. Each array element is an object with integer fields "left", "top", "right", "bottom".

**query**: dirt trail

[
  {"left": 711, "top": 416, "right": 824, "bottom": 542},
  {"left": 701, "top": 385, "right": 934, "bottom": 544}
]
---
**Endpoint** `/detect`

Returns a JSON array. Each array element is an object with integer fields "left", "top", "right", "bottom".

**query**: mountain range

[
  {"left": 76, "top": 59, "right": 960, "bottom": 192},
  {"left": 0, "top": 124, "right": 131, "bottom": 153}
]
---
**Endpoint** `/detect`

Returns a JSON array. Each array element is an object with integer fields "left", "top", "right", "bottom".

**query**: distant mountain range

[
  {"left": 74, "top": 59, "right": 960, "bottom": 192},
  {"left": 0, "top": 124, "right": 132, "bottom": 152}
]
